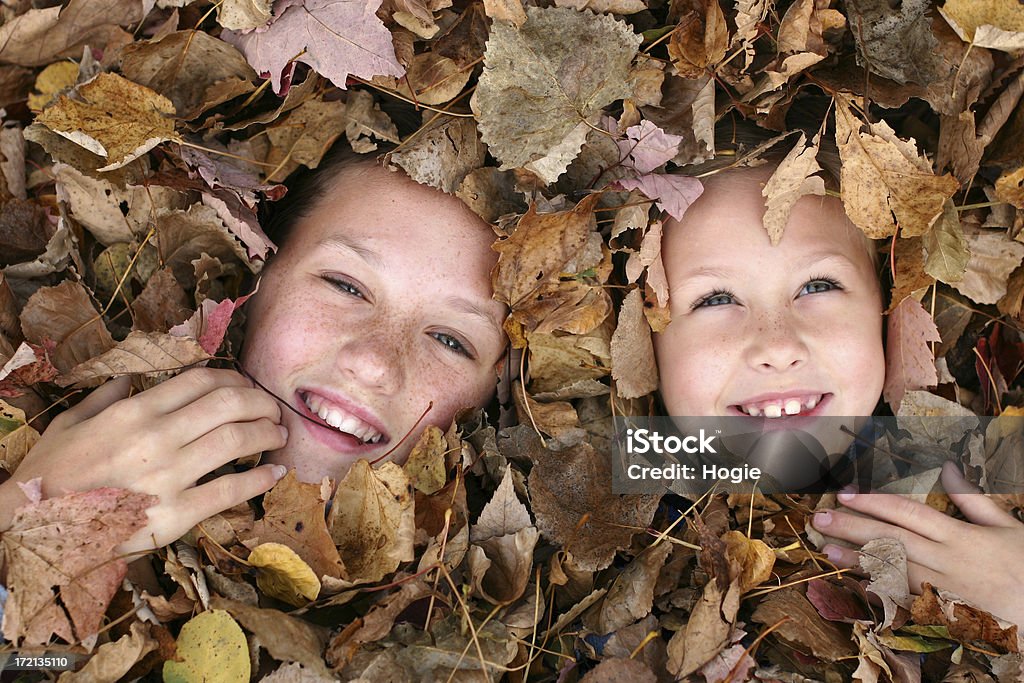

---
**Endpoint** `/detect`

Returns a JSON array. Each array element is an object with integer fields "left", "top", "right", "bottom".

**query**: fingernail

[
  {"left": 278, "top": 425, "right": 289, "bottom": 441},
  {"left": 272, "top": 465, "right": 287, "bottom": 480},
  {"left": 814, "top": 511, "right": 832, "bottom": 527},
  {"left": 822, "top": 545, "right": 842, "bottom": 562},
  {"left": 837, "top": 486, "right": 856, "bottom": 502}
]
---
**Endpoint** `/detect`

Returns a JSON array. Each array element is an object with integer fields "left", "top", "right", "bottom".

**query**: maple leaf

[
  {"left": 222, "top": 0, "right": 405, "bottom": 95},
  {"left": 472, "top": 6, "right": 640, "bottom": 171},
  {"left": 169, "top": 292, "right": 254, "bottom": 355},
  {"left": 883, "top": 296, "right": 942, "bottom": 412},
  {"left": 616, "top": 120, "right": 683, "bottom": 174},
  {"left": 616, "top": 172, "right": 704, "bottom": 220},
  {"left": 1, "top": 487, "right": 157, "bottom": 646}
]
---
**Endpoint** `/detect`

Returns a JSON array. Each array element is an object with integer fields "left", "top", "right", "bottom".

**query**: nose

[
  {"left": 742, "top": 310, "right": 809, "bottom": 372},
  {"left": 336, "top": 329, "right": 404, "bottom": 394}
]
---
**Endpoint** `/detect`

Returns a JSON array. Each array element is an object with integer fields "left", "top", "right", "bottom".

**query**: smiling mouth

[
  {"left": 732, "top": 393, "right": 831, "bottom": 418},
  {"left": 300, "top": 391, "right": 387, "bottom": 445}
]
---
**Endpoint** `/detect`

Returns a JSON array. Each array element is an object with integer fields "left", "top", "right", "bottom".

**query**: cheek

[
  {"left": 655, "top": 324, "right": 730, "bottom": 414},
  {"left": 413, "top": 356, "right": 496, "bottom": 425}
]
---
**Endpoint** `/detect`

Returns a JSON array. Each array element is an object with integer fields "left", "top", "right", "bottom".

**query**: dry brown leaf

[
  {"left": 19, "top": 280, "right": 115, "bottom": 374},
  {"left": 36, "top": 73, "right": 177, "bottom": 171},
  {"left": 0, "top": 399, "right": 40, "bottom": 474},
  {"left": 912, "top": 583, "right": 1019, "bottom": 653},
  {"left": 56, "top": 622, "right": 156, "bottom": 683},
  {"left": 667, "top": 0, "right": 729, "bottom": 79},
  {"left": 211, "top": 596, "right": 331, "bottom": 677},
  {"left": 884, "top": 296, "right": 942, "bottom": 411},
  {"left": 586, "top": 541, "right": 671, "bottom": 634},
  {"left": 264, "top": 99, "right": 347, "bottom": 182},
  {"left": 251, "top": 471, "right": 346, "bottom": 581},
  {"left": 472, "top": 5, "right": 640, "bottom": 170},
  {"left": 845, "top": 0, "right": 941, "bottom": 85},
  {"left": 555, "top": 0, "right": 646, "bottom": 14},
  {"left": 722, "top": 531, "right": 774, "bottom": 593},
  {"left": 217, "top": 0, "right": 273, "bottom": 31},
  {"left": 923, "top": 199, "right": 970, "bottom": 284},
  {"left": 403, "top": 425, "right": 447, "bottom": 494},
  {"left": 386, "top": 116, "right": 485, "bottom": 193},
  {"left": 860, "top": 538, "right": 914, "bottom": 630},
  {"left": 386, "top": 52, "right": 472, "bottom": 106},
  {"left": 120, "top": 30, "right": 256, "bottom": 120},
  {"left": 527, "top": 433, "right": 659, "bottom": 571},
  {"left": 610, "top": 288, "right": 658, "bottom": 399},
  {"left": 328, "top": 460, "right": 415, "bottom": 583},
  {"left": 579, "top": 658, "right": 658, "bottom": 683},
  {"left": 57, "top": 331, "right": 210, "bottom": 387},
  {"left": 0, "top": 0, "right": 143, "bottom": 67},
  {"left": 762, "top": 131, "right": 825, "bottom": 245},
  {"left": 666, "top": 578, "right": 741, "bottom": 678},
  {"left": 835, "top": 93, "right": 959, "bottom": 238},
  {"left": 951, "top": 226, "right": 1024, "bottom": 304},
  {"left": 751, "top": 587, "right": 858, "bottom": 662}
]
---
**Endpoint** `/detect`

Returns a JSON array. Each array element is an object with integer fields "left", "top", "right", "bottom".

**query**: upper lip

[
  {"left": 298, "top": 387, "right": 389, "bottom": 439},
  {"left": 732, "top": 390, "right": 829, "bottom": 405}
]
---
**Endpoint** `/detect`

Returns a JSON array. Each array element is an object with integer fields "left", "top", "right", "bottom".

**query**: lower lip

[
  {"left": 294, "top": 391, "right": 385, "bottom": 455},
  {"left": 728, "top": 393, "right": 833, "bottom": 430}
]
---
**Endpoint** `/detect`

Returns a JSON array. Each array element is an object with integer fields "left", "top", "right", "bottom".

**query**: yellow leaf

[
  {"left": 36, "top": 72, "right": 178, "bottom": 171},
  {"left": 162, "top": 610, "right": 250, "bottom": 683},
  {"left": 403, "top": 426, "right": 447, "bottom": 495},
  {"left": 0, "top": 400, "right": 40, "bottom": 473},
  {"left": 28, "top": 61, "right": 78, "bottom": 111},
  {"left": 722, "top": 530, "right": 775, "bottom": 593},
  {"left": 939, "top": 0, "right": 1024, "bottom": 52},
  {"left": 248, "top": 542, "right": 321, "bottom": 606}
]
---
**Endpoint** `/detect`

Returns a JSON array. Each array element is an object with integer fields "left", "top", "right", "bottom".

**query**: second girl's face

[
  {"left": 242, "top": 164, "right": 507, "bottom": 482},
  {"left": 654, "top": 167, "right": 885, "bottom": 419}
]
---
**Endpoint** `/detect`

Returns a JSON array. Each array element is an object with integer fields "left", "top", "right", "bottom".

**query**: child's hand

[
  {"left": 0, "top": 368, "right": 288, "bottom": 555},
  {"left": 811, "top": 461, "right": 1024, "bottom": 626}
]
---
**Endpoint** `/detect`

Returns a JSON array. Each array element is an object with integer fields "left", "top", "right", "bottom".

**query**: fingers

[
  {"left": 170, "top": 383, "right": 283, "bottom": 445},
  {"left": 132, "top": 367, "right": 256, "bottom": 416},
  {"left": 941, "top": 461, "right": 1019, "bottom": 528},
  {"left": 821, "top": 543, "right": 948, "bottom": 596},
  {"left": 179, "top": 464, "right": 288, "bottom": 532},
  {"left": 58, "top": 376, "right": 133, "bottom": 427},
  {"left": 812, "top": 507, "right": 940, "bottom": 563},
  {"left": 178, "top": 418, "right": 289, "bottom": 481},
  {"left": 831, "top": 491, "right": 961, "bottom": 543}
]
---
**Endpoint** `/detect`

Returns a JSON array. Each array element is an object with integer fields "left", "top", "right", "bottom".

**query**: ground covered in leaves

[{"left": 0, "top": 0, "right": 1024, "bottom": 681}]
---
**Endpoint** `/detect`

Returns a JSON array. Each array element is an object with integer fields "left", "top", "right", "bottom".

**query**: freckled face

[
  {"left": 241, "top": 165, "right": 507, "bottom": 483},
  {"left": 653, "top": 168, "right": 885, "bottom": 419}
]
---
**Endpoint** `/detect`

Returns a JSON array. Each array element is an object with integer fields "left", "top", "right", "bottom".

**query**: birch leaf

[{"left": 472, "top": 6, "right": 640, "bottom": 170}]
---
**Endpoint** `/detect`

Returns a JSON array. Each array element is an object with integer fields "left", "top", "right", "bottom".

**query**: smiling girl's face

[
  {"left": 654, "top": 166, "right": 885, "bottom": 420},
  {"left": 241, "top": 163, "right": 507, "bottom": 482}
]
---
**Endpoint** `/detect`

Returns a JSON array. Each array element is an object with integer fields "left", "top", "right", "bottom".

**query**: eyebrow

[
  {"left": 445, "top": 295, "right": 504, "bottom": 332},
  {"left": 674, "top": 251, "right": 861, "bottom": 283},
  {"left": 316, "top": 235, "right": 386, "bottom": 269}
]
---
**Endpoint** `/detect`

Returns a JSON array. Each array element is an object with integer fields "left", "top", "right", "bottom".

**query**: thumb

[{"left": 941, "top": 460, "right": 1018, "bottom": 527}]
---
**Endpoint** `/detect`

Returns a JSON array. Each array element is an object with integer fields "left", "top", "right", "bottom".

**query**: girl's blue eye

[
  {"left": 323, "top": 276, "right": 364, "bottom": 298},
  {"left": 432, "top": 332, "right": 473, "bottom": 359},
  {"left": 696, "top": 291, "right": 734, "bottom": 308},
  {"left": 800, "top": 277, "right": 841, "bottom": 296}
]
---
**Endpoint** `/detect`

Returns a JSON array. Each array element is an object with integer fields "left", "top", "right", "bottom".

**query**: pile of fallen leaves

[{"left": 0, "top": 0, "right": 1023, "bottom": 680}]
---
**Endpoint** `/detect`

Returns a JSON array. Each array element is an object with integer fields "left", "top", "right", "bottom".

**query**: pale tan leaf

[
  {"left": 761, "top": 131, "right": 825, "bottom": 245},
  {"left": 610, "top": 288, "right": 658, "bottom": 399},
  {"left": 883, "top": 296, "right": 941, "bottom": 411},
  {"left": 923, "top": 199, "right": 970, "bottom": 284},
  {"left": 57, "top": 331, "right": 210, "bottom": 388}
]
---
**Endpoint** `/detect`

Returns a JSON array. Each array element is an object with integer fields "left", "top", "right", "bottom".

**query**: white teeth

[
  {"left": 745, "top": 405, "right": 760, "bottom": 417},
  {"left": 303, "top": 393, "right": 383, "bottom": 444},
  {"left": 784, "top": 399, "right": 801, "bottom": 415},
  {"left": 763, "top": 404, "right": 782, "bottom": 418},
  {"left": 805, "top": 396, "right": 818, "bottom": 409}
]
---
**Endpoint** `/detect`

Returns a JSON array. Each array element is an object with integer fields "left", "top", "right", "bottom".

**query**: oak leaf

[
  {"left": 169, "top": 292, "right": 254, "bottom": 356},
  {"left": 250, "top": 471, "right": 346, "bottom": 581},
  {"left": 1, "top": 487, "right": 156, "bottom": 646},
  {"left": 36, "top": 73, "right": 177, "bottom": 172},
  {"left": 834, "top": 93, "right": 958, "bottom": 238},
  {"left": 883, "top": 296, "right": 942, "bottom": 411},
  {"left": 761, "top": 131, "right": 825, "bottom": 245},
  {"left": 163, "top": 610, "right": 250, "bottom": 682},
  {"left": 472, "top": 6, "right": 640, "bottom": 171},
  {"left": 222, "top": 0, "right": 405, "bottom": 94}
]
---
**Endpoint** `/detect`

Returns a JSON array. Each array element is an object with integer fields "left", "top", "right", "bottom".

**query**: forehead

[
  {"left": 284, "top": 163, "right": 497, "bottom": 257},
  {"left": 663, "top": 166, "right": 873, "bottom": 271}
]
